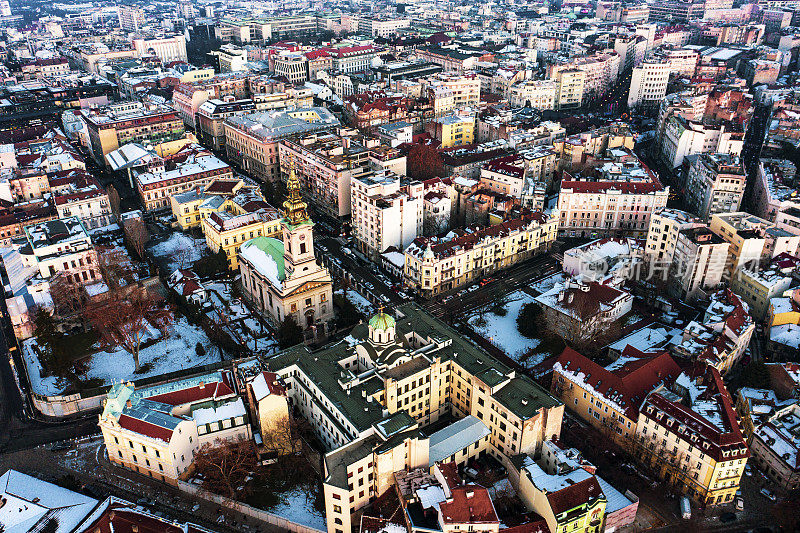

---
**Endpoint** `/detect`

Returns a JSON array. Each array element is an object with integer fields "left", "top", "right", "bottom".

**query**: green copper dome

[{"left": 369, "top": 311, "right": 395, "bottom": 331}]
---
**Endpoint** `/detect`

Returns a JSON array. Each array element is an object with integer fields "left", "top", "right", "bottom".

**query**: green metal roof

[{"left": 369, "top": 311, "right": 396, "bottom": 331}]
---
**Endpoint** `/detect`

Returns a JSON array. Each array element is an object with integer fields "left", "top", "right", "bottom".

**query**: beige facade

[
  {"left": 239, "top": 173, "right": 334, "bottom": 340},
  {"left": 404, "top": 211, "right": 558, "bottom": 297}
]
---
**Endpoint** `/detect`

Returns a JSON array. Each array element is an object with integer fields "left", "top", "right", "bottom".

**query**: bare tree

[
  {"left": 84, "top": 289, "right": 158, "bottom": 372},
  {"left": 193, "top": 437, "right": 257, "bottom": 499},
  {"left": 97, "top": 246, "right": 134, "bottom": 291},
  {"left": 123, "top": 217, "right": 150, "bottom": 260},
  {"left": 174, "top": 241, "right": 196, "bottom": 270},
  {"left": 107, "top": 184, "right": 121, "bottom": 221},
  {"left": 49, "top": 274, "right": 88, "bottom": 317},
  {"left": 261, "top": 415, "right": 304, "bottom": 460}
]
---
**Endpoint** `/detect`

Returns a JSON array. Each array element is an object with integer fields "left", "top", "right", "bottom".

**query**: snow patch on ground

[
  {"left": 336, "top": 289, "right": 373, "bottom": 315},
  {"left": 468, "top": 290, "right": 544, "bottom": 364},
  {"left": 149, "top": 232, "right": 206, "bottom": 271},
  {"left": 23, "top": 317, "right": 219, "bottom": 396},
  {"left": 268, "top": 488, "right": 326, "bottom": 531}
]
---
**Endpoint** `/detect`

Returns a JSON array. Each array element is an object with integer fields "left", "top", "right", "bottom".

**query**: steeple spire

[{"left": 283, "top": 162, "right": 309, "bottom": 226}]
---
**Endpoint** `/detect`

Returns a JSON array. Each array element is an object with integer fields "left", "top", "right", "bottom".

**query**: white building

[
  {"left": 628, "top": 60, "right": 670, "bottom": 111},
  {"left": 557, "top": 149, "right": 669, "bottom": 239},
  {"left": 351, "top": 171, "right": 422, "bottom": 260},
  {"left": 132, "top": 35, "right": 188, "bottom": 64},
  {"left": 684, "top": 153, "right": 746, "bottom": 220}
]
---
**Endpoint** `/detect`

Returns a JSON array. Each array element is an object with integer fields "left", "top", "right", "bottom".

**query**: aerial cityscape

[{"left": 0, "top": 0, "right": 798, "bottom": 531}]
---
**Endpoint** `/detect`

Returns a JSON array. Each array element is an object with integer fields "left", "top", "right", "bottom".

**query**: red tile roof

[
  {"left": 560, "top": 180, "right": 663, "bottom": 194},
  {"left": 81, "top": 506, "right": 186, "bottom": 533},
  {"left": 554, "top": 346, "right": 681, "bottom": 419},
  {"left": 546, "top": 476, "right": 604, "bottom": 516},
  {"left": 643, "top": 364, "right": 748, "bottom": 463},
  {"left": 438, "top": 486, "right": 498, "bottom": 525},
  {"left": 117, "top": 414, "right": 174, "bottom": 443},
  {"left": 409, "top": 210, "right": 549, "bottom": 258}
]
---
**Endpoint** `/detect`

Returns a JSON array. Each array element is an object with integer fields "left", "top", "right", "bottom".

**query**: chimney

[
  {"left": 126, "top": 400, "right": 132, "bottom": 408},
  {"left": 199, "top": 381, "right": 205, "bottom": 389}
]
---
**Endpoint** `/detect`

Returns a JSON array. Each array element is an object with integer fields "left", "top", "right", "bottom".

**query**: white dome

[{"left": 371, "top": 56, "right": 384, "bottom": 68}]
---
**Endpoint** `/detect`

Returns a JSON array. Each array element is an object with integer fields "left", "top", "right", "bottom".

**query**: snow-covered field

[
  {"left": 467, "top": 290, "right": 546, "bottom": 365},
  {"left": 268, "top": 488, "right": 326, "bottom": 531},
  {"left": 149, "top": 232, "right": 206, "bottom": 272},
  {"left": 23, "top": 317, "right": 218, "bottom": 396}
]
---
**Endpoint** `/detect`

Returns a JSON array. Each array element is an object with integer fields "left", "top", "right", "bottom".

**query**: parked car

[
  {"left": 759, "top": 487, "right": 777, "bottom": 501},
  {"left": 745, "top": 464, "right": 753, "bottom": 476}
]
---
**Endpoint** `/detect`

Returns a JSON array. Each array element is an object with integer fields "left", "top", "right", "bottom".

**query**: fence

[{"left": 177, "top": 480, "right": 326, "bottom": 533}]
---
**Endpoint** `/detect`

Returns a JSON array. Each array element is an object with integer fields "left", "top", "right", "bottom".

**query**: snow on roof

[
  {"left": 250, "top": 371, "right": 285, "bottom": 401},
  {"left": 770, "top": 323, "right": 800, "bottom": 349},
  {"left": 239, "top": 237, "right": 285, "bottom": 290},
  {"left": 0, "top": 469, "right": 98, "bottom": 533},
  {"left": 428, "top": 415, "right": 490, "bottom": 466},
  {"left": 381, "top": 250, "right": 406, "bottom": 268},
  {"left": 192, "top": 398, "right": 247, "bottom": 426}
]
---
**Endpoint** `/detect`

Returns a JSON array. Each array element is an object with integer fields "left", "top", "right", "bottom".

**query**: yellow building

[
  {"left": 404, "top": 211, "right": 558, "bottom": 297},
  {"left": 552, "top": 347, "right": 681, "bottom": 452},
  {"left": 170, "top": 178, "right": 253, "bottom": 230},
  {"left": 634, "top": 366, "right": 749, "bottom": 506},
  {"left": 768, "top": 288, "right": 800, "bottom": 327},
  {"left": 426, "top": 114, "right": 475, "bottom": 148},
  {"left": 266, "top": 303, "right": 564, "bottom": 533},
  {"left": 202, "top": 201, "right": 282, "bottom": 270}
]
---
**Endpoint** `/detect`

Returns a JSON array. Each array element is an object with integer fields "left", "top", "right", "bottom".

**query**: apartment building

[
  {"left": 552, "top": 122, "right": 635, "bottom": 171},
  {"left": 170, "top": 177, "right": 253, "bottom": 230},
  {"left": 224, "top": 107, "right": 339, "bottom": 182},
  {"left": 552, "top": 347, "right": 682, "bottom": 451},
  {"left": 661, "top": 115, "right": 744, "bottom": 169},
  {"left": 553, "top": 69, "right": 586, "bottom": 111},
  {"left": 426, "top": 114, "right": 475, "bottom": 148},
  {"left": 202, "top": 200, "right": 282, "bottom": 270},
  {"left": 684, "top": 153, "right": 745, "bottom": 220},
  {"left": 648, "top": 0, "right": 705, "bottom": 22},
  {"left": 49, "top": 169, "right": 113, "bottom": 230},
  {"left": 753, "top": 158, "right": 799, "bottom": 224},
  {"left": 548, "top": 51, "right": 621, "bottom": 103},
  {"left": 628, "top": 60, "right": 670, "bottom": 112},
  {"left": 421, "top": 74, "right": 482, "bottom": 116},
  {"left": 0, "top": 200, "right": 57, "bottom": 248},
  {"left": 644, "top": 208, "right": 703, "bottom": 267},
  {"left": 350, "top": 171, "right": 422, "bottom": 260},
  {"left": 508, "top": 80, "right": 557, "bottom": 110},
  {"left": 278, "top": 130, "right": 372, "bottom": 218},
  {"left": 132, "top": 35, "right": 188, "bottom": 64},
  {"left": 730, "top": 267, "right": 793, "bottom": 323},
  {"left": 265, "top": 303, "right": 563, "bottom": 533},
  {"left": 673, "top": 289, "right": 756, "bottom": 374},
  {"left": 709, "top": 212, "right": 800, "bottom": 278},
  {"left": 117, "top": 6, "right": 145, "bottom": 32},
  {"left": 239, "top": 175, "right": 333, "bottom": 341},
  {"left": 23, "top": 216, "right": 100, "bottom": 286},
  {"left": 671, "top": 225, "right": 729, "bottom": 302},
  {"left": 196, "top": 98, "right": 257, "bottom": 152},
  {"left": 634, "top": 365, "right": 749, "bottom": 507},
  {"left": 273, "top": 52, "right": 309, "bottom": 85},
  {"left": 403, "top": 210, "right": 558, "bottom": 297},
  {"left": 511, "top": 441, "right": 638, "bottom": 533},
  {"left": 135, "top": 145, "right": 233, "bottom": 211},
  {"left": 83, "top": 102, "right": 185, "bottom": 167},
  {"left": 749, "top": 402, "right": 800, "bottom": 493},
  {"left": 99, "top": 371, "right": 251, "bottom": 486},
  {"left": 557, "top": 149, "right": 668, "bottom": 239}
]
